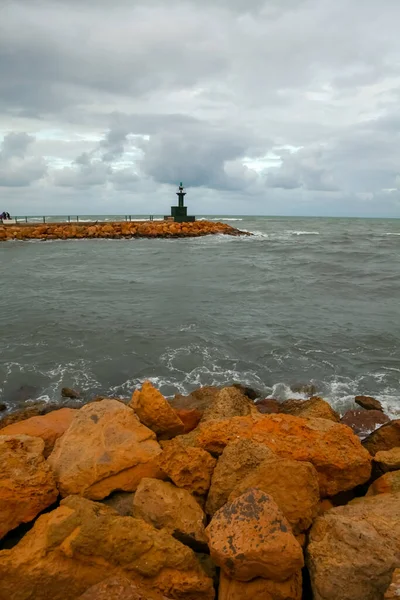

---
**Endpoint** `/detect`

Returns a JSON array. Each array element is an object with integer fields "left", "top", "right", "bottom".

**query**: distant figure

[{"left": 0, "top": 211, "right": 11, "bottom": 221}]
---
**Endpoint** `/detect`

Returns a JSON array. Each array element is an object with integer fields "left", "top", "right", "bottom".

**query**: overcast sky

[{"left": 1, "top": 0, "right": 400, "bottom": 217}]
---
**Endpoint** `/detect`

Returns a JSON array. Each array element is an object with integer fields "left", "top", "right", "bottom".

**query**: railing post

[
  {"left": 68, "top": 215, "right": 70, "bottom": 223},
  {"left": 25, "top": 216, "right": 28, "bottom": 223},
  {"left": 43, "top": 216, "right": 46, "bottom": 224},
  {"left": 129, "top": 215, "right": 131, "bottom": 222},
  {"left": 77, "top": 216, "right": 79, "bottom": 222}
]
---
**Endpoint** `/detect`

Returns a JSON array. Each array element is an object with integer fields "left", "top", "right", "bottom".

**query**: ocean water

[{"left": 1, "top": 215, "right": 399, "bottom": 418}]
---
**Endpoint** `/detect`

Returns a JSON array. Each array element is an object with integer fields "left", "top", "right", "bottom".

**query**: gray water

[{"left": 1, "top": 216, "right": 399, "bottom": 417}]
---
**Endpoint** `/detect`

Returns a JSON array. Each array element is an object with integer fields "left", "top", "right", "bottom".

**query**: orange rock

[
  {"left": 170, "top": 386, "right": 220, "bottom": 412},
  {"left": 255, "top": 398, "right": 281, "bottom": 414},
  {"left": 218, "top": 571, "right": 302, "bottom": 600},
  {"left": 174, "top": 408, "right": 203, "bottom": 433},
  {"left": 228, "top": 457, "right": 320, "bottom": 534},
  {"left": 355, "top": 395, "right": 383, "bottom": 411},
  {"left": 130, "top": 382, "right": 184, "bottom": 439},
  {"left": 157, "top": 438, "right": 216, "bottom": 497},
  {"left": 184, "top": 413, "right": 371, "bottom": 497},
  {"left": 374, "top": 448, "right": 400, "bottom": 473},
  {"left": 47, "top": 399, "right": 163, "bottom": 499},
  {"left": 366, "top": 470, "right": 400, "bottom": 495},
  {"left": 205, "top": 438, "right": 276, "bottom": 516},
  {"left": 0, "top": 407, "right": 77, "bottom": 457},
  {"left": 318, "top": 499, "right": 335, "bottom": 515},
  {"left": 363, "top": 419, "right": 400, "bottom": 455},
  {"left": 280, "top": 397, "right": 340, "bottom": 422},
  {"left": 0, "top": 435, "right": 58, "bottom": 539},
  {"left": 200, "top": 386, "right": 258, "bottom": 422},
  {"left": 384, "top": 569, "right": 400, "bottom": 599},
  {"left": 206, "top": 488, "right": 304, "bottom": 582},
  {"left": 78, "top": 577, "right": 172, "bottom": 599},
  {"left": 0, "top": 496, "right": 214, "bottom": 600}
]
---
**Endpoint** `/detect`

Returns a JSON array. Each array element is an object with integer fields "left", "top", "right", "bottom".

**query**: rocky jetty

[
  {"left": 0, "top": 382, "right": 399, "bottom": 599},
  {"left": 0, "top": 220, "right": 249, "bottom": 242}
]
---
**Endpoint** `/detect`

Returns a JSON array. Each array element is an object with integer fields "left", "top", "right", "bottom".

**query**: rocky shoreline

[
  {"left": 0, "top": 220, "right": 250, "bottom": 241},
  {"left": 0, "top": 382, "right": 399, "bottom": 599}
]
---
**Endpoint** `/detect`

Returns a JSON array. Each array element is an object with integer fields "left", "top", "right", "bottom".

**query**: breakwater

[{"left": 0, "top": 220, "right": 249, "bottom": 241}]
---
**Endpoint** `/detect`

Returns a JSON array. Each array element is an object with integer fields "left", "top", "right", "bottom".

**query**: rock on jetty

[
  {"left": 0, "top": 220, "right": 250, "bottom": 242},
  {"left": 0, "top": 383, "right": 399, "bottom": 600}
]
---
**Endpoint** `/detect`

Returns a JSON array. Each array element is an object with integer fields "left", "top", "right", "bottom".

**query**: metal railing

[{"left": 9, "top": 215, "right": 156, "bottom": 224}]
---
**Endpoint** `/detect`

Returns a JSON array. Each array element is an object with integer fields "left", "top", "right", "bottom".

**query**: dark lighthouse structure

[{"left": 165, "top": 182, "right": 195, "bottom": 223}]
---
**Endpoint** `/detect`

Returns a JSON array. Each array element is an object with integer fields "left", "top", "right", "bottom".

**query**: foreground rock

[
  {"left": 385, "top": 569, "right": 400, "bottom": 599},
  {"left": 374, "top": 448, "right": 400, "bottom": 473},
  {"left": 218, "top": 571, "right": 302, "bottom": 600},
  {"left": 130, "top": 382, "right": 184, "bottom": 439},
  {"left": 133, "top": 478, "right": 208, "bottom": 550},
  {"left": 205, "top": 439, "right": 276, "bottom": 515},
  {"left": 169, "top": 387, "right": 220, "bottom": 413},
  {"left": 307, "top": 492, "right": 400, "bottom": 600},
  {"left": 182, "top": 413, "right": 371, "bottom": 497},
  {"left": 366, "top": 471, "right": 400, "bottom": 496},
  {"left": 174, "top": 408, "right": 202, "bottom": 433},
  {"left": 254, "top": 398, "right": 281, "bottom": 414},
  {"left": 0, "top": 496, "right": 214, "bottom": 600},
  {"left": 228, "top": 457, "right": 320, "bottom": 534},
  {"left": 200, "top": 386, "right": 258, "bottom": 422},
  {"left": 79, "top": 577, "right": 172, "bottom": 599},
  {"left": 206, "top": 489, "right": 303, "bottom": 582},
  {"left": 0, "top": 400, "right": 61, "bottom": 428},
  {"left": 355, "top": 395, "right": 383, "bottom": 411},
  {"left": 0, "top": 435, "right": 58, "bottom": 539},
  {"left": 341, "top": 409, "right": 389, "bottom": 438},
  {"left": 363, "top": 419, "right": 400, "bottom": 455},
  {"left": 279, "top": 397, "right": 340, "bottom": 422},
  {"left": 48, "top": 399, "right": 163, "bottom": 499},
  {"left": 0, "top": 407, "right": 77, "bottom": 457}
]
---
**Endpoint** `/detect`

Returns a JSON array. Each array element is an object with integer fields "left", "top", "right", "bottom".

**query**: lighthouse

[{"left": 165, "top": 182, "right": 196, "bottom": 223}]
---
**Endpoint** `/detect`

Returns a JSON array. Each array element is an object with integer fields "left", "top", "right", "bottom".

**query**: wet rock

[
  {"left": 218, "top": 571, "right": 302, "bottom": 600},
  {"left": 157, "top": 438, "right": 216, "bottom": 497},
  {"left": 384, "top": 569, "right": 400, "bottom": 599},
  {"left": 48, "top": 399, "right": 163, "bottom": 500},
  {"left": 0, "top": 407, "right": 77, "bottom": 457},
  {"left": 205, "top": 438, "right": 276, "bottom": 516},
  {"left": 255, "top": 398, "right": 281, "bottom": 414},
  {"left": 307, "top": 492, "right": 400, "bottom": 600},
  {"left": 0, "top": 403, "right": 7, "bottom": 412},
  {"left": 100, "top": 491, "right": 135, "bottom": 516},
  {"left": 355, "top": 395, "right": 383, "bottom": 412},
  {"left": 374, "top": 448, "right": 400, "bottom": 473},
  {"left": 341, "top": 409, "right": 390, "bottom": 438},
  {"left": 130, "top": 381, "right": 184, "bottom": 439},
  {"left": 61, "top": 387, "right": 81, "bottom": 399},
  {"left": 0, "top": 435, "right": 58, "bottom": 539},
  {"left": 133, "top": 478, "right": 208, "bottom": 550},
  {"left": 363, "top": 419, "right": 400, "bottom": 455},
  {"left": 78, "top": 577, "right": 172, "bottom": 599},
  {"left": 231, "top": 383, "right": 261, "bottom": 401},
  {"left": 0, "top": 401, "right": 61, "bottom": 428},
  {"left": 206, "top": 488, "right": 303, "bottom": 582},
  {"left": 169, "top": 387, "right": 220, "bottom": 412},
  {"left": 290, "top": 383, "right": 318, "bottom": 397},
  {"left": 0, "top": 495, "right": 214, "bottom": 600},
  {"left": 366, "top": 470, "right": 400, "bottom": 496},
  {"left": 228, "top": 457, "right": 320, "bottom": 534},
  {"left": 200, "top": 386, "right": 258, "bottom": 423},
  {"left": 184, "top": 413, "right": 372, "bottom": 497},
  {"left": 280, "top": 397, "right": 340, "bottom": 422},
  {"left": 174, "top": 408, "right": 202, "bottom": 433}
]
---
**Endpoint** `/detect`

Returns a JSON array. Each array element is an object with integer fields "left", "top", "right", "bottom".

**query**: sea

[{"left": 1, "top": 215, "right": 399, "bottom": 418}]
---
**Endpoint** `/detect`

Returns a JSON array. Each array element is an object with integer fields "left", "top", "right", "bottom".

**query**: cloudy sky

[{"left": 1, "top": 0, "right": 400, "bottom": 217}]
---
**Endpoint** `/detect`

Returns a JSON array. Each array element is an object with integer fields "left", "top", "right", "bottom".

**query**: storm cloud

[{"left": 1, "top": 0, "right": 399, "bottom": 216}]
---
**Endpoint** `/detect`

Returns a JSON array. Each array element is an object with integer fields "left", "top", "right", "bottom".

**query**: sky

[{"left": 1, "top": 0, "right": 400, "bottom": 217}]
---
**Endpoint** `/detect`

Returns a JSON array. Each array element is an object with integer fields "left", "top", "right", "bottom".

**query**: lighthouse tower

[{"left": 165, "top": 182, "right": 196, "bottom": 223}]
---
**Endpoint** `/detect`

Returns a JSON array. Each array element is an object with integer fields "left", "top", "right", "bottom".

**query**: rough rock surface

[
  {"left": 61, "top": 387, "right": 81, "bottom": 399},
  {"left": 279, "top": 397, "right": 340, "bottom": 422},
  {"left": 169, "top": 387, "right": 220, "bottom": 412},
  {"left": 341, "top": 409, "right": 389, "bottom": 437},
  {"left": 374, "top": 448, "right": 400, "bottom": 473},
  {"left": 0, "top": 408, "right": 77, "bottom": 457},
  {"left": 231, "top": 383, "right": 261, "bottom": 401},
  {"left": 205, "top": 438, "right": 276, "bottom": 515},
  {"left": 133, "top": 478, "right": 207, "bottom": 548},
  {"left": 307, "top": 493, "right": 400, "bottom": 600},
  {"left": 100, "top": 491, "right": 135, "bottom": 516},
  {"left": 363, "top": 420, "right": 400, "bottom": 455},
  {"left": 158, "top": 439, "right": 216, "bottom": 497},
  {"left": 355, "top": 395, "right": 383, "bottom": 411},
  {"left": 228, "top": 457, "right": 320, "bottom": 534},
  {"left": 200, "top": 386, "right": 258, "bottom": 423},
  {"left": 130, "top": 382, "right": 184, "bottom": 439},
  {"left": 183, "top": 413, "right": 371, "bottom": 497},
  {"left": 0, "top": 495, "right": 214, "bottom": 600},
  {"left": 174, "top": 408, "right": 202, "bottom": 434},
  {"left": 218, "top": 571, "right": 302, "bottom": 600},
  {"left": 290, "top": 383, "right": 318, "bottom": 397},
  {"left": 78, "top": 577, "right": 172, "bottom": 599},
  {"left": 366, "top": 471, "right": 400, "bottom": 496},
  {"left": 0, "top": 435, "right": 58, "bottom": 539},
  {"left": 255, "top": 398, "right": 281, "bottom": 414},
  {"left": 206, "top": 488, "right": 304, "bottom": 582},
  {"left": 0, "top": 401, "right": 61, "bottom": 428},
  {"left": 384, "top": 569, "right": 400, "bottom": 599},
  {"left": 47, "top": 399, "right": 163, "bottom": 500}
]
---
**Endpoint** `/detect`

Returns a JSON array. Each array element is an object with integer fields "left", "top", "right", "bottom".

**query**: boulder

[
  {"left": 133, "top": 478, "right": 207, "bottom": 550},
  {"left": 0, "top": 435, "right": 58, "bottom": 539},
  {"left": 168, "top": 387, "right": 220, "bottom": 412},
  {"left": 183, "top": 413, "right": 371, "bottom": 497},
  {"left": 0, "top": 401, "right": 61, "bottom": 428},
  {"left": 255, "top": 398, "right": 281, "bottom": 414},
  {"left": 157, "top": 439, "right": 216, "bottom": 497},
  {"left": 205, "top": 439, "right": 276, "bottom": 515},
  {"left": 0, "top": 407, "right": 77, "bottom": 457},
  {"left": 100, "top": 491, "right": 135, "bottom": 516},
  {"left": 130, "top": 382, "right": 184, "bottom": 439},
  {"left": 290, "top": 383, "right": 318, "bottom": 397},
  {"left": 206, "top": 489, "right": 304, "bottom": 582},
  {"left": 218, "top": 571, "right": 302, "bottom": 600},
  {"left": 385, "top": 569, "right": 400, "bottom": 599},
  {"left": 363, "top": 420, "right": 400, "bottom": 455},
  {"left": 231, "top": 383, "right": 261, "bottom": 400},
  {"left": 78, "top": 577, "right": 171, "bottom": 599},
  {"left": 228, "top": 457, "right": 320, "bottom": 534},
  {"left": 174, "top": 408, "right": 202, "bottom": 434},
  {"left": 200, "top": 386, "right": 257, "bottom": 423},
  {"left": 0, "top": 496, "right": 214, "bottom": 600},
  {"left": 341, "top": 409, "right": 389, "bottom": 438},
  {"left": 366, "top": 471, "right": 400, "bottom": 496},
  {"left": 355, "top": 395, "right": 383, "bottom": 412},
  {"left": 374, "top": 448, "right": 400, "bottom": 473},
  {"left": 307, "top": 493, "right": 400, "bottom": 600},
  {"left": 61, "top": 387, "right": 81, "bottom": 399},
  {"left": 318, "top": 499, "right": 335, "bottom": 515},
  {"left": 0, "top": 402, "right": 7, "bottom": 412},
  {"left": 279, "top": 397, "right": 340, "bottom": 422},
  {"left": 47, "top": 400, "right": 163, "bottom": 500}
]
